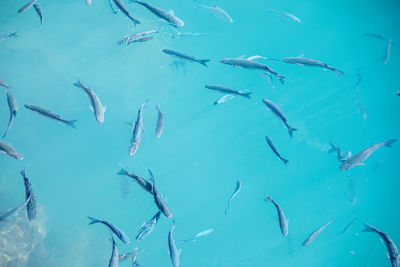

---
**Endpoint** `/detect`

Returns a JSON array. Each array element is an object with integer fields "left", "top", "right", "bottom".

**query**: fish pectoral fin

[
  {"left": 347, "top": 151, "right": 352, "bottom": 158},
  {"left": 168, "top": 9, "right": 175, "bottom": 15},
  {"left": 294, "top": 63, "right": 305, "bottom": 66},
  {"left": 355, "top": 162, "right": 365, "bottom": 166},
  {"left": 237, "top": 55, "right": 246, "bottom": 59},
  {"left": 178, "top": 248, "right": 182, "bottom": 255},
  {"left": 89, "top": 105, "right": 94, "bottom": 113},
  {"left": 103, "top": 106, "right": 107, "bottom": 112}
]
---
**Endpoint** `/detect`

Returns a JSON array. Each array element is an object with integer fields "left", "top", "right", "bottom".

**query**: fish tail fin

[
  {"left": 73, "top": 78, "right": 83, "bottom": 88},
  {"left": 277, "top": 74, "right": 286, "bottom": 84},
  {"left": 198, "top": 59, "right": 210, "bottom": 67},
  {"left": 288, "top": 126, "right": 298, "bottom": 138},
  {"left": 328, "top": 142, "right": 337, "bottom": 153},
  {"left": 264, "top": 193, "right": 272, "bottom": 202},
  {"left": 2, "top": 127, "right": 9, "bottom": 138},
  {"left": 87, "top": 216, "right": 99, "bottom": 225},
  {"left": 384, "top": 139, "right": 397, "bottom": 148},
  {"left": 130, "top": 16, "right": 141, "bottom": 26},
  {"left": 242, "top": 92, "right": 252, "bottom": 99},
  {"left": 333, "top": 68, "right": 344, "bottom": 79},
  {"left": 117, "top": 166, "right": 127, "bottom": 176},
  {"left": 9, "top": 32, "right": 17, "bottom": 38},
  {"left": 282, "top": 158, "right": 289, "bottom": 166},
  {"left": 67, "top": 120, "right": 78, "bottom": 129},
  {"left": 362, "top": 222, "right": 375, "bottom": 232}
]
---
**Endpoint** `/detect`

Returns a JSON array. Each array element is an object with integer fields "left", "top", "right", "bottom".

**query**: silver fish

[
  {"left": 282, "top": 56, "right": 343, "bottom": 78},
  {"left": 267, "top": 7, "right": 301, "bottom": 23},
  {"left": 265, "top": 136, "right": 289, "bottom": 165},
  {"left": 225, "top": 180, "right": 241, "bottom": 215},
  {"left": 181, "top": 228, "right": 213, "bottom": 244},
  {"left": 0, "top": 32, "right": 17, "bottom": 42},
  {"left": 362, "top": 222, "right": 400, "bottom": 267},
  {"left": 74, "top": 78, "right": 106, "bottom": 123},
  {"left": 148, "top": 169, "right": 172, "bottom": 218},
  {"left": 168, "top": 222, "right": 181, "bottom": 267},
  {"left": 197, "top": 5, "right": 233, "bottom": 23},
  {"left": 205, "top": 85, "right": 252, "bottom": 99},
  {"left": 302, "top": 220, "right": 333, "bottom": 246},
  {"left": 163, "top": 49, "right": 210, "bottom": 67},
  {"left": 328, "top": 142, "right": 346, "bottom": 162},
  {"left": 24, "top": 104, "right": 77, "bottom": 128},
  {"left": 117, "top": 29, "right": 159, "bottom": 45},
  {"left": 88, "top": 217, "right": 130, "bottom": 244},
  {"left": 117, "top": 165, "right": 153, "bottom": 194},
  {"left": 0, "top": 195, "right": 31, "bottom": 221},
  {"left": 262, "top": 99, "right": 297, "bottom": 138},
  {"left": 3, "top": 91, "right": 18, "bottom": 138},
  {"left": 0, "top": 79, "right": 11, "bottom": 89},
  {"left": 155, "top": 105, "right": 163, "bottom": 138},
  {"left": 364, "top": 33, "right": 399, "bottom": 64},
  {"left": 21, "top": 168, "right": 37, "bottom": 221},
  {"left": 340, "top": 139, "right": 397, "bottom": 170},
  {"left": 129, "top": 99, "right": 148, "bottom": 156},
  {"left": 136, "top": 211, "right": 161, "bottom": 241},
  {"left": 0, "top": 141, "right": 23, "bottom": 160},
  {"left": 214, "top": 94, "right": 235, "bottom": 105},
  {"left": 264, "top": 194, "right": 289, "bottom": 236},
  {"left": 133, "top": 0, "right": 184, "bottom": 27},
  {"left": 119, "top": 247, "right": 141, "bottom": 266},
  {"left": 18, "top": 0, "right": 37, "bottom": 13},
  {"left": 108, "top": 235, "right": 119, "bottom": 267},
  {"left": 112, "top": 0, "right": 141, "bottom": 25},
  {"left": 33, "top": 3, "right": 43, "bottom": 25}
]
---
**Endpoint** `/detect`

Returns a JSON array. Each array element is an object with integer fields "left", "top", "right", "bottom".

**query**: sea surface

[{"left": 0, "top": 0, "right": 399, "bottom": 266}]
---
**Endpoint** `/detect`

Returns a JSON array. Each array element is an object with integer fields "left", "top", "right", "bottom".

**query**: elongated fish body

[
  {"left": 282, "top": 56, "right": 343, "bottom": 78},
  {"left": 198, "top": 5, "right": 233, "bottom": 23},
  {"left": 302, "top": 220, "right": 333, "bottom": 246},
  {"left": 382, "top": 39, "right": 392, "bottom": 64},
  {"left": 134, "top": 0, "right": 184, "bottom": 27},
  {"left": 108, "top": 235, "right": 119, "bottom": 267},
  {"left": 24, "top": 104, "right": 77, "bottom": 128},
  {"left": 117, "top": 29, "right": 159, "bottom": 45},
  {"left": 265, "top": 136, "right": 289, "bottom": 165},
  {"left": 265, "top": 194, "right": 288, "bottom": 236},
  {"left": 181, "top": 228, "right": 213, "bottom": 243},
  {"left": 148, "top": 170, "right": 172, "bottom": 218},
  {"left": 225, "top": 180, "right": 241, "bottom": 215},
  {"left": 0, "top": 32, "right": 17, "bottom": 42},
  {"left": 0, "top": 141, "right": 23, "bottom": 160},
  {"left": 155, "top": 105, "right": 163, "bottom": 138},
  {"left": 328, "top": 142, "right": 346, "bottom": 162},
  {"left": 33, "top": 3, "right": 43, "bottom": 25},
  {"left": 0, "top": 195, "right": 31, "bottom": 221},
  {"left": 74, "top": 79, "right": 106, "bottom": 123},
  {"left": 163, "top": 49, "right": 210, "bottom": 67},
  {"left": 3, "top": 91, "right": 18, "bottom": 138},
  {"left": 340, "top": 139, "right": 397, "bottom": 170},
  {"left": 112, "top": 0, "right": 141, "bottom": 24},
  {"left": 362, "top": 223, "right": 400, "bottom": 267},
  {"left": 267, "top": 8, "right": 301, "bottom": 23},
  {"left": 136, "top": 211, "right": 161, "bottom": 241},
  {"left": 21, "top": 169, "right": 37, "bottom": 221},
  {"left": 88, "top": 217, "right": 130, "bottom": 244},
  {"left": 168, "top": 223, "right": 181, "bottom": 267},
  {"left": 214, "top": 94, "right": 235, "bottom": 105},
  {"left": 397, "top": 91, "right": 400, "bottom": 96},
  {"left": 205, "top": 85, "right": 252, "bottom": 99},
  {"left": 117, "top": 166, "right": 153, "bottom": 194},
  {"left": 130, "top": 99, "right": 148, "bottom": 156},
  {"left": 339, "top": 217, "right": 356, "bottom": 235},
  {"left": 0, "top": 79, "right": 11, "bottom": 89},
  {"left": 262, "top": 99, "right": 297, "bottom": 138},
  {"left": 18, "top": 0, "right": 37, "bottom": 13}
]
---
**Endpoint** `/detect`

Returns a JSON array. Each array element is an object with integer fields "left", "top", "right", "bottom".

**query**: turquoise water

[{"left": 1, "top": 0, "right": 400, "bottom": 266}]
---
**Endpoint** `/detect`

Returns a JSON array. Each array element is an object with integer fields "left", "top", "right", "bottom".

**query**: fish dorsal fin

[
  {"left": 247, "top": 55, "right": 266, "bottom": 61},
  {"left": 103, "top": 106, "right": 107, "bottom": 112},
  {"left": 168, "top": 9, "right": 175, "bottom": 15},
  {"left": 348, "top": 151, "right": 352, "bottom": 158},
  {"left": 178, "top": 248, "right": 182, "bottom": 255},
  {"left": 236, "top": 55, "right": 246, "bottom": 59}
]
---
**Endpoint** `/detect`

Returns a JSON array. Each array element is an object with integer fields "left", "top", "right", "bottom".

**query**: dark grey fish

[
  {"left": 0, "top": 195, "right": 31, "bottom": 221},
  {"left": 264, "top": 194, "right": 289, "bottom": 236},
  {"left": 136, "top": 211, "right": 161, "bottom": 241},
  {"left": 74, "top": 78, "right": 106, "bottom": 123},
  {"left": 328, "top": 142, "right": 346, "bottom": 162},
  {"left": 21, "top": 169, "right": 37, "bottom": 221},
  {"left": 129, "top": 99, "right": 148, "bottom": 156},
  {"left": 0, "top": 141, "right": 23, "bottom": 160},
  {"left": 282, "top": 56, "right": 343, "bottom": 78},
  {"left": 155, "top": 105, "right": 163, "bottom": 138},
  {"left": 265, "top": 136, "right": 289, "bottom": 165},
  {"left": 205, "top": 85, "right": 252, "bottom": 99},
  {"left": 18, "top": 0, "right": 37, "bottom": 13},
  {"left": 339, "top": 217, "right": 356, "bottom": 235},
  {"left": 24, "top": 104, "right": 77, "bottom": 128},
  {"left": 302, "top": 220, "right": 333, "bottom": 246},
  {"left": 3, "top": 91, "right": 18, "bottom": 138},
  {"left": 163, "top": 49, "right": 210, "bottom": 67},
  {"left": 0, "top": 32, "right": 17, "bottom": 42},
  {"left": 133, "top": 0, "right": 184, "bottom": 27},
  {"left": 168, "top": 222, "right": 181, "bottom": 267},
  {"left": 340, "top": 139, "right": 397, "bottom": 170},
  {"left": 362, "top": 223, "right": 400, "bottom": 267},
  {"left": 108, "top": 235, "right": 119, "bottom": 267},
  {"left": 88, "top": 217, "right": 130, "bottom": 244},
  {"left": 33, "top": 3, "right": 43, "bottom": 25},
  {"left": 224, "top": 180, "right": 241, "bottom": 215},
  {"left": 262, "top": 99, "right": 297, "bottom": 138},
  {"left": 117, "top": 165, "right": 153, "bottom": 194},
  {"left": 148, "top": 169, "right": 172, "bottom": 218},
  {"left": 112, "top": 0, "right": 141, "bottom": 25},
  {"left": 0, "top": 79, "right": 11, "bottom": 89}
]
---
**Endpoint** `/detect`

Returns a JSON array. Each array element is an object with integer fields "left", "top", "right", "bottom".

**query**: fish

[
  {"left": 364, "top": 33, "right": 388, "bottom": 41},
  {"left": 119, "top": 247, "right": 141, "bottom": 266},
  {"left": 0, "top": 195, "right": 31, "bottom": 221},
  {"left": 24, "top": 104, "right": 78, "bottom": 129},
  {"left": 3, "top": 91, "right": 18, "bottom": 138},
  {"left": 0, "top": 141, "right": 23, "bottom": 160},
  {"left": 148, "top": 169, "right": 172, "bottom": 218},
  {"left": 302, "top": 220, "right": 333, "bottom": 246},
  {"left": 133, "top": 0, "right": 184, "bottom": 27},
  {"left": 117, "top": 165, "right": 153, "bottom": 194},
  {"left": 112, "top": 0, "right": 141, "bottom": 25},
  {"left": 18, "top": 0, "right": 37, "bottom": 13},
  {"left": 0, "top": 79, "right": 11, "bottom": 89},
  {"left": 168, "top": 222, "right": 181, "bottom": 267},
  {"left": 264, "top": 194, "right": 289, "bottom": 236},
  {"left": 85, "top": 0, "right": 92, "bottom": 5},
  {"left": 21, "top": 169, "right": 37, "bottom": 221},
  {"left": 117, "top": 29, "right": 159, "bottom": 45},
  {"left": 108, "top": 235, "right": 119, "bottom": 267},
  {"left": 362, "top": 222, "right": 400, "bottom": 267},
  {"left": 265, "top": 136, "right": 289, "bottom": 165},
  {"left": 396, "top": 91, "right": 400, "bottom": 96},
  {"left": 221, "top": 56, "right": 285, "bottom": 84},
  {"left": 205, "top": 85, "right": 252, "bottom": 99},
  {"left": 74, "top": 78, "right": 106, "bottom": 123},
  {"left": 129, "top": 99, "right": 148, "bottom": 156},
  {"left": 0, "top": 32, "right": 17, "bottom": 42},
  {"left": 87, "top": 216, "right": 130, "bottom": 244},
  {"left": 155, "top": 105, "right": 163, "bottom": 138},
  {"left": 136, "top": 211, "right": 161, "bottom": 241},
  {"left": 224, "top": 180, "right": 241, "bottom": 215},
  {"left": 214, "top": 94, "right": 236, "bottom": 105},
  {"left": 33, "top": 3, "right": 43, "bottom": 25},
  {"left": 163, "top": 49, "right": 210, "bottom": 67},
  {"left": 339, "top": 217, "right": 356, "bottom": 235},
  {"left": 340, "top": 139, "right": 397, "bottom": 170},
  {"left": 262, "top": 99, "right": 297, "bottom": 138},
  {"left": 328, "top": 142, "right": 346, "bottom": 162},
  {"left": 197, "top": 5, "right": 233, "bottom": 23},
  {"left": 382, "top": 39, "right": 392, "bottom": 65},
  {"left": 181, "top": 228, "right": 214, "bottom": 244},
  {"left": 282, "top": 56, "right": 343, "bottom": 78},
  {"left": 267, "top": 7, "right": 301, "bottom": 23}
]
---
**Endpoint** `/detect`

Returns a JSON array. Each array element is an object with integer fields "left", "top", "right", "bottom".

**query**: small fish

[
  {"left": 133, "top": 0, "right": 184, "bottom": 27},
  {"left": 362, "top": 222, "right": 400, "bottom": 267},
  {"left": 129, "top": 99, "right": 148, "bottom": 156},
  {"left": 117, "top": 165, "right": 153, "bottom": 194},
  {"left": 21, "top": 168, "right": 37, "bottom": 221},
  {"left": 205, "top": 85, "right": 252, "bottom": 99},
  {"left": 88, "top": 216, "right": 130, "bottom": 244},
  {"left": 3, "top": 91, "right": 18, "bottom": 138},
  {"left": 0, "top": 141, "right": 23, "bottom": 160},
  {"left": 339, "top": 217, "right": 356, "bottom": 235},
  {"left": 283, "top": 56, "right": 343, "bottom": 78},
  {"left": 0, "top": 79, "right": 11, "bottom": 89},
  {"left": 396, "top": 91, "right": 400, "bottom": 96},
  {"left": 117, "top": 29, "right": 159, "bottom": 45},
  {"left": 155, "top": 105, "right": 163, "bottom": 138},
  {"left": 265, "top": 136, "right": 289, "bottom": 165},
  {"left": 302, "top": 220, "right": 333, "bottom": 246},
  {"left": 168, "top": 222, "right": 181, "bottom": 267},
  {"left": 181, "top": 228, "right": 214, "bottom": 244},
  {"left": 0, "top": 32, "right": 17, "bottom": 42},
  {"left": 0, "top": 195, "right": 31, "bottom": 221},
  {"left": 264, "top": 194, "right": 289, "bottom": 236},
  {"left": 214, "top": 94, "right": 235, "bottom": 105},
  {"left": 267, "top": 7, "right": 301, "bottom": 23},
  {"left": 119, "top": 247, "right": 141, "bottom": 266},
  {"left": 33, "top": 3, "right": 43, "bottom": 25},
  {"left": 340, "top": 139, "right": 397, "bottom": 170},
  {"left": 86, "top": 0, "right": 92, "bottom": 5},
  {"left": 262, "top": 99, "right": 297, "bottom": 138},
  {"left": 328, "top": 142, "right": 346, "bottom": 162},
  {"left": 148, "top": 169, "right": 172, "bottom": 218},
  {"left": 364, "top": 33, "right": 388, "bottom": 41},
  {"left": 18, "top": 0, "right": 37, "bottom": 13},
  {"left": 112, "top": 0, "right": 141, "bottom": 24},
  {"left": 364, "top": 33, "right": 398, "bottom": 64},
  {"left": 163, "top": 49, "right": 210, "bottom": 67},
  {"left": 24, "top": 104, "right": 77, "bottom": 128},
  {"left": 197, "top": 5, "right": 233, "bottom": 23},
  {"left": 224, "top": 180, "right": 241, "bottom": 215},
  {"left": 108, "top": 235, "right": 119, "bottom": 267},
  {"left": 136, "top": 211, "right": 161, "bottom": 241},
  {"left": 74, "top": 78, "right": 106, "bottom": 123}
]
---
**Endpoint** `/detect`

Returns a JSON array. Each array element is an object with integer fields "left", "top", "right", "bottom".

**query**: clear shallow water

[{"left": 0, "top": 0, "right": 399, "bottom": 266}]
